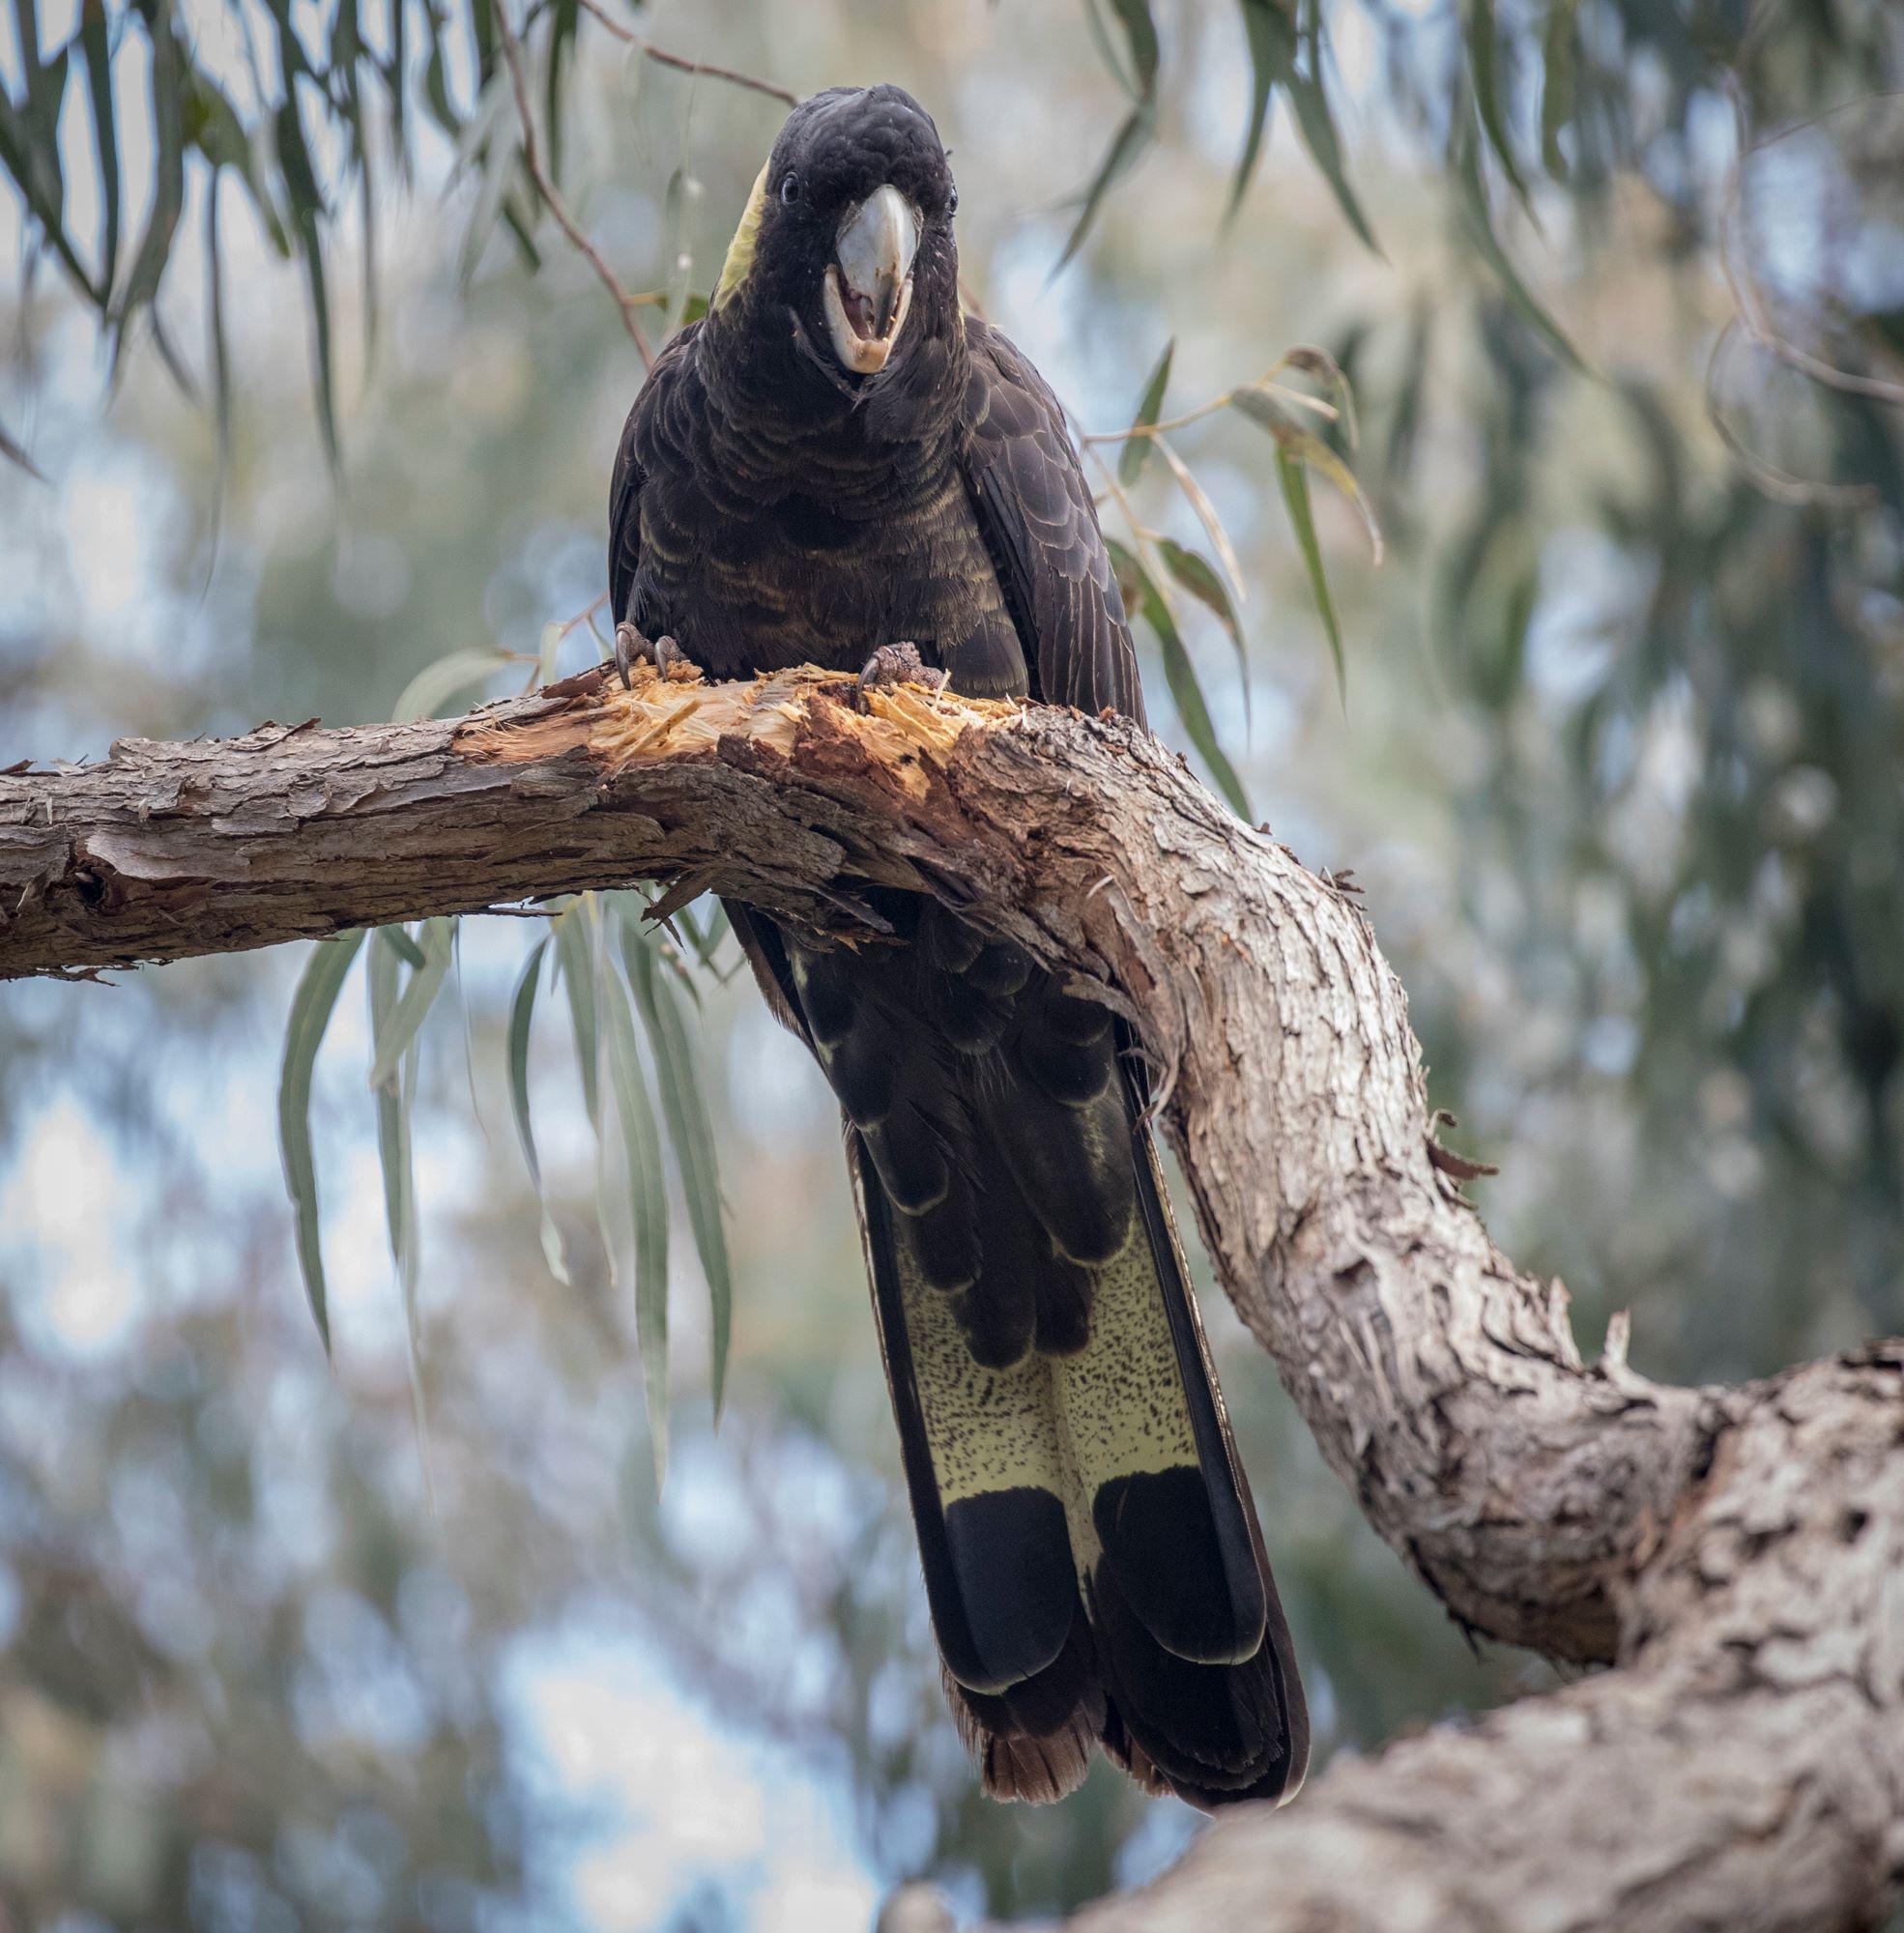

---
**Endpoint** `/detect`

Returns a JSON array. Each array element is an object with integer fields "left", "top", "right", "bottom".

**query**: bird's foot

[
  {"left": 857, "top": 643, "right": 948, "bottom": 706},
  {"left": 614, "top": 622, "right": 694, "bottom": 688}
]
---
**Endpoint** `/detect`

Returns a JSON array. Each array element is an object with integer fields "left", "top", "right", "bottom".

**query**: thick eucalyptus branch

[{"left": 4, "top": 665, "right": 1899, "bottom": 1933}]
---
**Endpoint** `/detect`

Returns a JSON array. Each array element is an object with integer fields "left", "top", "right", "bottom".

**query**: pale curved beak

[{"left": 824, "top": 184, "right": 920, "bottom": 375}]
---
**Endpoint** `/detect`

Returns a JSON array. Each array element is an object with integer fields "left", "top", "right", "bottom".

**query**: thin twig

[
  {"left": 1704, "top": 320, "right": 1879, "bottom": 510},
  {"left": 1716, "top": 78, "right": 1904, "bottom": 441},
  {"left": 558, "top": 590, "right": 609, "bottom": 640},
  {"left": 495, "top": 2, "right": 654, "bottom": 369},
  {"left": 1082, "top": 380, "right": 1336, "bottom": 447},
  {"left": 570, "top": 0, "right": 800, "bottom": 106}
]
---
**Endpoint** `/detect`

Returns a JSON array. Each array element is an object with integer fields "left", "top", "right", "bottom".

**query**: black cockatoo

[{"left": 608, "top": 84, "right": 1307, "bottom": 1810}]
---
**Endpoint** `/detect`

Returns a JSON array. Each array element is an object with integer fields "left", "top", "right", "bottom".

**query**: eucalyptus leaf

[
  {"left": 507, "top": 935, "right": 572, "bottom": 1286},
  {"left": 1232, "top": 386, "right": 1384, "bottom": 558},
  {"left": 1541, "top": 0, "right": 1578, "bottom": 178},
  {"left": 1158, "top": 536, "right": 1248, "bottom": 691},
  {"left": 369, "top": 930, "right": 429, "bottom": 1455},
  {"left": 1108, "top": 0, "right": 1160, "bottom": 97},
  {"left": 1278, "top": 447, "right": 1347, "bottom": 705},
  {"left": 1053, "top": 104, "right": 1153, "bottom": 274},
  {"left": 379, "top": 924, "right": 428, "bottom": 970},
  {"left": 114, "top": 13, "right": 187, "bottom": 336},
  {"left": 1107, "top": 538, "right": 1251, "bottom": 817},
  {"left": 554, "top": 898, "right": 601, "bottom": 1128},
  {"left": 1451, "top": 113, "right": 1587, "bottom": 374},
  {"left": 601, "top": 953, "right": 671, "bottom": 1483},
  {"left": 274, "top": 94, "right": 344, "bottom": 470},
  {"left": 1230, "top": 0, "right": 1278, "bottom": 216},
  {"left": 1120, "top": 337, "right": 1173, "bottom": 488},
  {"left": 0, "top": 413, "right": 43, "bottom": 479},
  {"left": 77, "top": 0, "right": 119, "bottom": 303},
  {"left": 277, "top": 929, "right": 367, "bottom": 1353},
  {"left": 1464, "top": 0, "right": 1532, "bottom": 211},
  {"left": 368, "top": 917, "right": 454, "bottom": 1089},
  {"left": 1237, "top": 2, "right": 1380, "bottom": 255},
  {"left": 392, "top": 648, "right": 512, "bottom": 721},
  {"left": 622, "top": 913, "right": 733, "bottom": 1419}
]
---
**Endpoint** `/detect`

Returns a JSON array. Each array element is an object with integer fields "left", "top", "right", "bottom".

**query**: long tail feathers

[{"left": 733, "top": 900, "right": 1308, "bottom": 1811}]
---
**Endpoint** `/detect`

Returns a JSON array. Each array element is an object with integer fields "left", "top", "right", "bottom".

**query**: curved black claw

[
  {"left": 858, "top": 642, "right": 949, "bottom": 705},
  {"left": 614, "top": 621, "right": 692, "bottom": 688}
]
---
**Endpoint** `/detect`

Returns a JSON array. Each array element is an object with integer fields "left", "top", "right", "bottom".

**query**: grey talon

[{"left": 857, "top": 642, "right": 943, "bottom": 699}]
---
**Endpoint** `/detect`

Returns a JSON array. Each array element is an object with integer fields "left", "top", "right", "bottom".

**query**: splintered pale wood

[
  {"left": 0, "top": 665, "right": 1010, "bottom": 977},
  {"left": 6, "top": 664, "right": 1902, "bottom": 1933}
]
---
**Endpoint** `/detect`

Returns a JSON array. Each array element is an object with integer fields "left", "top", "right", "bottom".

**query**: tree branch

[{"left": 3, "top": 665, "right": 1898, "bottom": 1930}]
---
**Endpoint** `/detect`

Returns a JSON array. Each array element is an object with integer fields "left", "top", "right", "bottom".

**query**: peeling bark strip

[{"left": 5, "top": 665, "right": 1901, "bottom": 1932}]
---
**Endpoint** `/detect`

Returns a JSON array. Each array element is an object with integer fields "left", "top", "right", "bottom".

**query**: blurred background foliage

[{"left": 3, "top": 0, "right": 1904, "bottom": 1925}]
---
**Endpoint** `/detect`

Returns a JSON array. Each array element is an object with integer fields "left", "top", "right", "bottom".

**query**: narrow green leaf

[
  {"left": 458, "top": 83, "right": 521, "bottom": 285},
  {"left": 1285, "top": 68, "right": 1378, "bottom": 257},
  {"left": 1541, "top": 0, "right": 1577, "bottom": 178},
  {"left": 369, "top": 931, "right": 430, "bottom": 1460},
  {"left": 622, "top": 913, "right": 732, "bottom": 1420},
  {"left": 190, "top": 77, "right": 291, "bottom": 254},
  {"left": 204, "top": 169, "right": 233, "bottom": 496},
  {"left": 388, "top": 0, "right": 409, "bottom": 174},
  {"left": 1107, "top": 0, "right": 1160, "bottom": 96},
  {"left": 1230, "top": 0, "right": 1278, "bottom": 217},
  {"left": 114, "top": 14, "right": 186, "bottom": 335},
  {"left": 1119, "top": 337, "right": 1173, "bottom": 488},
  {"left": 392, "top": 648, "right": 511, "bottom": 721},
  {"left": 601, "top": 955, "right": 671, "bottom": 1483},
  {"left": 507, "top": 935, "right": 572, "bottom": 1286},
  {"left": 686, "top": 899, "right": 730, "bottom": 972},
  {"left": 357, "top": 102, "right": 380, "bottom": 363},
  {"left": 1276, "top": 343, "right": 1359, "bottom": 448},
  {"left": 1231, "top": 386, "right": 1385, "bottom": 559},
  {"left": 544, "top": 0, "right": 579, "bottom": 184},
  {"left": 1081, "top": 0, "right": 1138, "bottom": 100},
  {"left": 0, "top": 413, "right": 44, "bottom": 479},
  {"left": 451, "top": 921, "right": 486, "bottom": 1140},
  {"left": 366, "top": 930, "right": 409, "bottom": 1261},
  {"left": 1238, "top": 4, "right": 1380, "bottom": 253},
  {"left": 1155, "top": 437, "right": 1246, "bottom": 594},
  {"left": 1158, "top": 537, "right": 1248, "bottom": 684},
  {"left": 1451, "top": 113, "right": 1587, "bottom": 374},
  {"left": 7, "top": 0, "right": 86, "bottom": 301},
  {"left": 470, "top": 0, "right": 497, "bottom": 84},
  {"left": 274, "top": 94, "right": 343, "bottom": 470},
  {"left": 422, "top": 0, "right": 463, "bottom": 138},
  {"left": 379, "top": 923, "right": 428, "bottom": 969},
  {"left": 1053, "top": 104, "right": 1153, "bottom": 274},
  {"left": 0, "top": 78, "right": 105, "bottom": 308},
  {"left": 77, "top": 0, "right": 119, "bottom": 303},
  {"left": 1278, "top": 448, "right": 1347, "bottom": 705},
  {"left": 1108, "top": 538, "right": 1251, "bottom": 817},
  {"left": 368, "top": 917, "right": 453, "bottom": 1089},
  {"left": 554, "top": 898, "right": 600, "bottom": 1128},
  {"left": 1464, "top": 0, "right": 1532, "bottom": 210},
  {"left": 535, "top": 620, "right": 565, "bottom": 687},
  {"left": 277, "top": 929, "right": 367, "bottom": 1353}
]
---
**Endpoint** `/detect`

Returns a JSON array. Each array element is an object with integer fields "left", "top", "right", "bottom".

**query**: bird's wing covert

[
  {"left": 609, "top": 325, "right": 703, "bottom": 630},
  {"left": 958, "top": 319, "right": 1145, "bottom": 723}
]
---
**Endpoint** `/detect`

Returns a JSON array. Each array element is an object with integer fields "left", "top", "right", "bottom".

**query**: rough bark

[{"left": 4, "top": 664, "right": 1899, "bottom": 1932}]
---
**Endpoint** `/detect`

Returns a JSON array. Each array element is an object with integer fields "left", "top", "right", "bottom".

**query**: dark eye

[
  {"left": 948, "top": 183, "right": 959, "bottom": 215},
  {"left": 779, "top": 172, "right": 804, "bottom": 207}
]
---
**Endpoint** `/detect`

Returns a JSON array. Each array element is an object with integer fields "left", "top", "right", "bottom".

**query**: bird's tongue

[{"left": 840, "top": 281, "right": 882, "bottom": 340}]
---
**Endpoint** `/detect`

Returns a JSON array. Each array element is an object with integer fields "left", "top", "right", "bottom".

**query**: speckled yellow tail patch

[{"left": 894, "top": 1198, "right": 1199, "bottom": 1586}]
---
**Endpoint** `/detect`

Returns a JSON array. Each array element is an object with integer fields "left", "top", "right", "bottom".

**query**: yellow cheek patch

[{"left": 713, "top": 159, "right": 772, "bottom": 311}]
